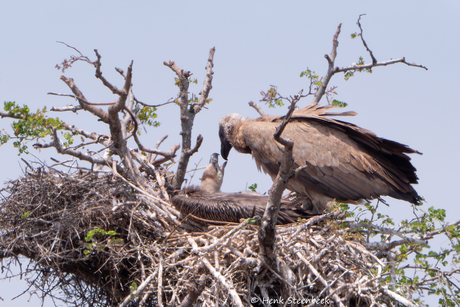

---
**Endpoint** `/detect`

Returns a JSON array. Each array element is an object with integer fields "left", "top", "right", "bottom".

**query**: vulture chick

[
  {"left": 219, "top": 105, "right": 422, "bottom": 213},
  {"left": 172, "top": 153, "right": 315, "bottom": 225},
  {"left": 172, "top": 186, "right": 314, "bottom": 225},
  {"left": 200, "top": 153, "right": 227, "bottom": 193}
]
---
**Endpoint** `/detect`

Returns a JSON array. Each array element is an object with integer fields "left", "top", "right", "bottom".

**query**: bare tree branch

[
  {"left": 356, "top": 14, "right": 377, "bottom": 64},
  {"left": 258, "top": 92, "right": 301, "bottom": 267},
  {"left": 308, "top": 23, "right": 342, "bottom": 108},
  {"left": 300, "top": 17, "right": 427, "bottom": 112},
  {"left": 42, "top": 128, "right": 124, "bottom": 174},
  {"left": 334, "top": 57, "right": 428, "bottom": 72},
  {"left": 60, "top": 76, "right": 109, "bottom": 123},
  {"left": 94, "top": 49, "right": 124, "bottom": 96},
  {"left": 49, "top": 105, "right": 82, "bottom": 112},
  {"left": 165, "top": 47, "right": 215, "bottom": 189},
  {"left": 248, "top": 101, "right": 266, "bottom": 116},
  {"left": 193, "top": 47, "right": 215, "bottom": 114}
]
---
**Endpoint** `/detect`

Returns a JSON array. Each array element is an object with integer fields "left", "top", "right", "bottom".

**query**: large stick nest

[{"left": 0, "top": 166, "right": 403, "bottom": 306}]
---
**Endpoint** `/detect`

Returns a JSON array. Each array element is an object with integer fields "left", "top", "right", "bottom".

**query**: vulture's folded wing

[{"left": 241, "top": 115, "right": 421, "bottom": 204}]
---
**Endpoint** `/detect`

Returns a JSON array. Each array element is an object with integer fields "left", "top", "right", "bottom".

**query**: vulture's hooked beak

[{"left": 220, "top": 140, "right": 232, "bottom": 160}]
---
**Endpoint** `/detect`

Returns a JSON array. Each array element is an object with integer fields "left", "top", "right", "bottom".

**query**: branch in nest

[
  {"left": 119, "top": 270, "right": 158, "bottom": 307},
  {"left": 258, "top": 93, "right": 300, "bottom": 267},
  {"left": 383, "top": 288, "right": 419, "bottom": 307},
  {"left": 188, "top": 220, "right": 249, "bottom": 254},
  {"left": 296, "top": 250, "right": 345, "bottom": 307},
  {"left": 187, "top": 236, "right": 244, "bottom": 307},
  {"left": 178, "top": 275, "right": 208, "bottom": 307},
  {"left": 248, "top": 101, "right": 266, "bottom": 117},
  {"left": 43, "top": 128, "right": 122, "bottom": 173},
  {"left": 133, "top": 131, "right": 180, "bottom": 160}
]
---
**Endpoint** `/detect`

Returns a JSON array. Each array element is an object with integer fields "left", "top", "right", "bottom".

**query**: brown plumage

[
  {"left": 200, "top": 153, "right": 227, "bottom": 193},
  {"left": 172, "top": 186, "right": 314, "bottom": 225},
  {"left": 219, "top": 104, "right": 422, "bottom": 213}
]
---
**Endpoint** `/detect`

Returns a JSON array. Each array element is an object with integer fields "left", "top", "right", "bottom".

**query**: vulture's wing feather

[
  {"left": 241, "top": 115, "right": 420, "bottom": 205},
  {"left": 172, "top": 187, "right": 314, "bottom": 224}
]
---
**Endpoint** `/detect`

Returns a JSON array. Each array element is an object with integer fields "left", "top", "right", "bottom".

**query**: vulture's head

[
  {"left": 209, "top": 152, "right": 219, "bottom": 166},
  {"left": 218, "top": 113, "right": 245, "bottom": 160}
]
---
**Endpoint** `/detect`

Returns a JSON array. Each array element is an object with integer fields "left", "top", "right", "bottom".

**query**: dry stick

[
  {"left": 164, "top": 59, "right": 191, "bottom": 190},
  {"left": 150, "top": 135, "right": 168, "bottom": 163},
  {"left": 157, "top": 255, "right": 164, "bottom": 307},
  {"left": 189, "top": 220, "right": 249, "bottom": 253},
  {"left": 201, "top": 257, "right": 244, "bottom": 307},
  {"left": 133, "top": 133, "right": 180, "bottom": 158},
  {"left": 306, "top": 23, "right": 342, "bottom": 110},
  {"left": 296, "top": 251, "right": 345, "bottom": 307},
  {"left": 356, "top": 14, "right": 377, "bottom": 64},
  {"left": 213, "top": 237, "right": 220, "bottom": 272},
  {"left": 154, "top": 167, "right": 170, "bottom": 201},
  {"left": 119, "top": 269, "right": 158, "bottom": 307},
  {"left": 60, "top": 76, "right": 109, "bottom": 122},
  {"left": 47, "top": 128, "right": 125, "bottom": 174},
  {"left": 178, "top": 276, "right": 208, "bottom": 307},
  {"left": 383, "top": 288, "right": 419, "bottom": 307},
  {"left": 335, "top": 58, "right": 428, "bottom": 72},
  {"left": 187, "top": 237, "right": 244, "bottom": 306},
  {"left": 248, "top": 101, "right": 266, "bottom": 117},
  {"left": 110, "top": 161, "right": 180, "bottom": 225}
]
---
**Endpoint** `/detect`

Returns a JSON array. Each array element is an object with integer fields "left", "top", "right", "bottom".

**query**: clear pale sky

[{"left": 1, "top": 1, "right": 459, "bottom": 306}]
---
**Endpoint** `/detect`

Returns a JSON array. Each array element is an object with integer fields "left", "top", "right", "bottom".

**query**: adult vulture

[{"left": 219, "top": 104, "right": 422, "bottom": 213}]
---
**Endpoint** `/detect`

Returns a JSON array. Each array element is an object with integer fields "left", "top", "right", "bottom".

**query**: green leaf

[
  {"left": 331, "top": 99, "right": 348, "bottom": 108},
  {"left": 129, "top": 282, "right": 138, "bottom": 293}
]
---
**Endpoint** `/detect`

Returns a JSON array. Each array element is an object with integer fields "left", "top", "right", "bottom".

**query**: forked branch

[
  {"left": 165, "top": 47, "right": 216, "bottom": 189},
  {"left": 302, "top": 17, "right": 427, "bottom": 111}
]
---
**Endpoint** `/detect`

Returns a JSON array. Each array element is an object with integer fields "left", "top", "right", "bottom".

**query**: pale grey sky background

[{"left": 1, "top": 1, "right": 459, "bottom": 306}]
